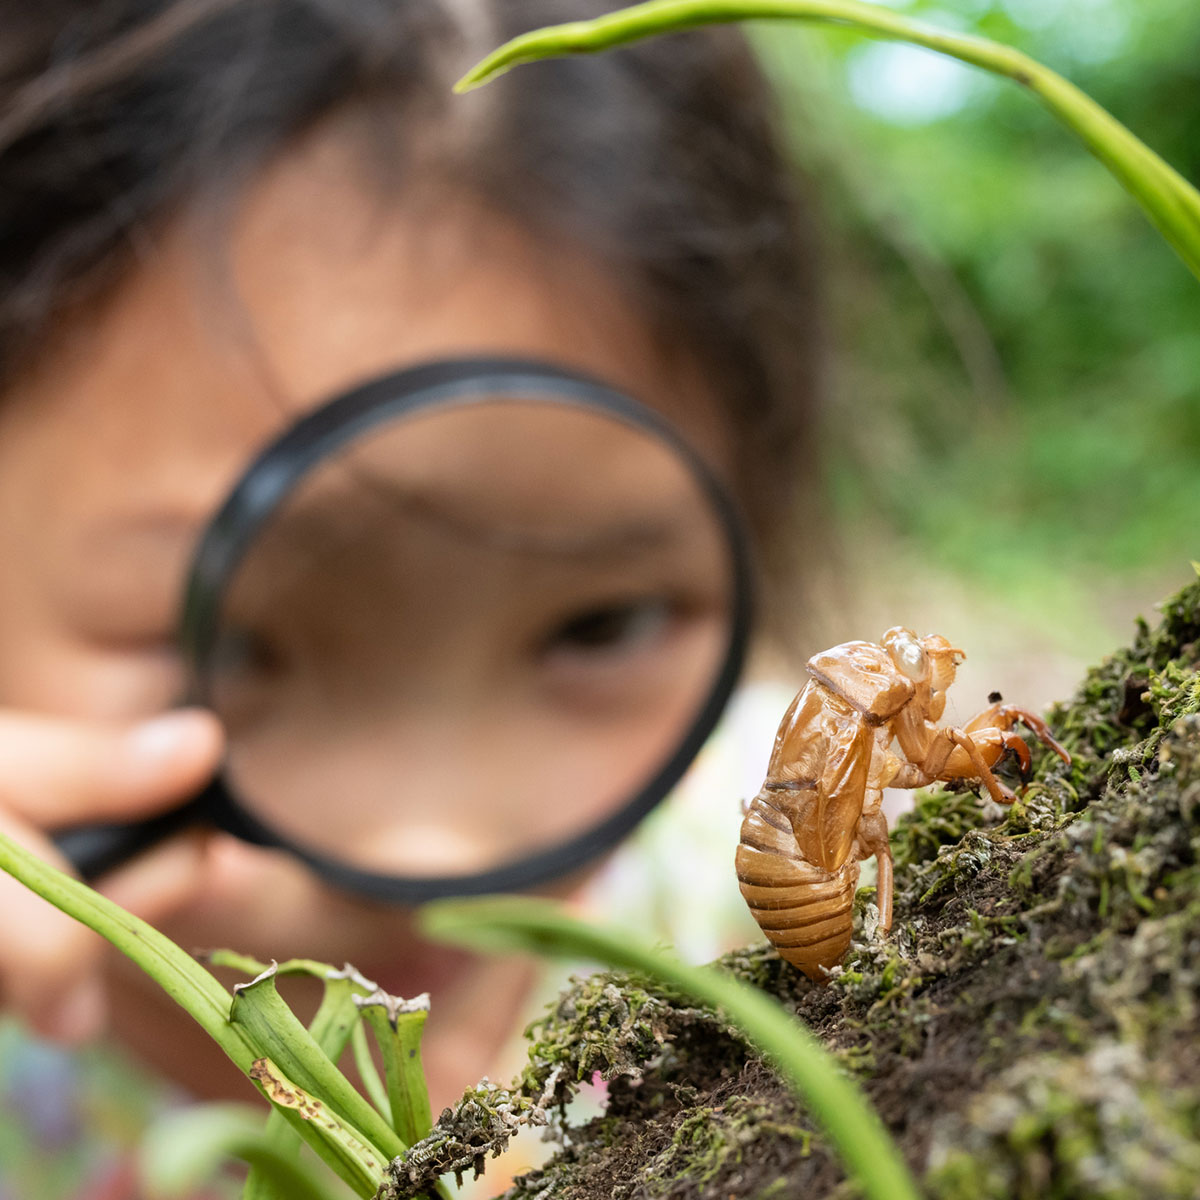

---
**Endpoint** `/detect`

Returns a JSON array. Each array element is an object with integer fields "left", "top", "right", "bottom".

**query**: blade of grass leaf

[
  {"left": 0, "top": 837, "right": 384, "bottom": 1197},
  {"left": 0, "top": 833, "right": 252, "bottom": 1064},
  {"left": 351, "top": 1019, "right": 393, "bottom": 1122},
  {"left": 356, "top": 992, "right": 434, "bottom": 1147},
  {"left": 208, "top": 954, "right": 381, "bottom": 1199},
  {"left": 230, "top": 964, "right": 407, "bottom": 1164},
  {"left": 248, "top": 1057, "right": 388, "bottom": 1197},
  {"left": 453, "top": 0, "right": 1200, "bottom": 283},
  {"left": 421, "top": 895, "right": 921, "bottom": 1200}
]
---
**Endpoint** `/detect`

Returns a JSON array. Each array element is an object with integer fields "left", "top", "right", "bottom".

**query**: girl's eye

[{"left": 542, "top": 598, "right": 672, "bottom": 657}]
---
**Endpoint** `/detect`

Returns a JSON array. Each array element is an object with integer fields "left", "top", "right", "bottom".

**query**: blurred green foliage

[{"left": 754, "top": 0, "right": 1200, "bottom": 615}]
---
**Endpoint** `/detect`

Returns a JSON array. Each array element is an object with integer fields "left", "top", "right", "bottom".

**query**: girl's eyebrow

[
  {"left": 257, "top": 497, "right": 700, "bottom": 564},
  {"left": 255, "top": 470, "right": 714, "bottom": 563},
  {"left": 86, "top": 482, "right": 715, "bottom": 571},
  {"left": 388, "top": 492, "right": 695, "bottom": 560}
]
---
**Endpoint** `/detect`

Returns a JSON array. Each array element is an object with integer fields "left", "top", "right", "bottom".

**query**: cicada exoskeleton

[{"left": 736, "top": 629, "right": 1070, "bottom": 981}]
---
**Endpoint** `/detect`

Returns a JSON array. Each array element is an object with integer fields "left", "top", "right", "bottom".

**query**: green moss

[
  {"left": 926, "top": 1043, "right": 1200, "bottom": 1200},
  {"left": 638, "top": 1096, "right": 812, "bottom": 1195},
  {"left": 890, "top": 786, "right": 993, "bottom": 873},
  {"left": 517, "top": 971, "right": 739, "bottom": 1095},
  {"left": 380, "top": 1081, "right": 534, "bottom": 1197},
  {"left": 1044, "top": 569, "right": 1200, "bottom": 786}
]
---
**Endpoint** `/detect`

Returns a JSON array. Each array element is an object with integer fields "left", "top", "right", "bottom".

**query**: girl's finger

[{"left": 0, "top": 708, "right": 223, "bottom": 829}]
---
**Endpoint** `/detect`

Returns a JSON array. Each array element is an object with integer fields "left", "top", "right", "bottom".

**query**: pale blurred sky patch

[{"left": 846, "top": 39, "right": 979, "bottom": 125}]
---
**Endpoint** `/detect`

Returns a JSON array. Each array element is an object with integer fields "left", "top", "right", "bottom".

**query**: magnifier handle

[{"left": 54, "top": 798, "right": 205, "bottom": 882}]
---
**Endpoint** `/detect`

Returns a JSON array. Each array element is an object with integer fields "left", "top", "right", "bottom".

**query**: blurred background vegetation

[{"left": 750, "top": 0, "right": 1200, "bottom": 703}]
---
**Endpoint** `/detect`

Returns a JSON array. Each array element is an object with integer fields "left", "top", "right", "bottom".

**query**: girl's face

[{"left": 0, "top": 121, "right": 734, "bottom": 972}]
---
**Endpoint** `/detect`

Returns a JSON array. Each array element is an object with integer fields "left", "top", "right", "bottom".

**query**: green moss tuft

[
  {"left": 926, "top": 1042, "right": 1200, "bottom": 1200},
  {"left": 380, "top": 1080, "right": 535, "bottom": 1197}
]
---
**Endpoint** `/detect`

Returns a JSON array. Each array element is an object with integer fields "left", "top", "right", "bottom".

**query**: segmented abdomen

[{"left": 736, "top": 788, "right": 860, "bottom": 983}]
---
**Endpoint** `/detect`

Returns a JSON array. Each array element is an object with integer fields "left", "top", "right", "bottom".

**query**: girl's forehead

[
  {"left": 76, "top": 133, "right": 721, "bottom": 432},
  {"left": 222, "top": 128, "right": 731, "bottom": 453},
  {"left": 5, "top": 127, "right": 734, "bottom": 552}
]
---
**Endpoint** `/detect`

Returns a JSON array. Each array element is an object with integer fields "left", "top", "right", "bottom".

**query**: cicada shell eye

[
  {"left": 891, "top": 634, "right": 928, "bottom": 682},
  {"left": 902, "top": 643, "right": 926, "bottom": 681},
  {"left": 921, "top": 633, "right": 966, "bottom": 680},
  {"left": 881, "top": 626, "right": 928, "bottom": 683}
]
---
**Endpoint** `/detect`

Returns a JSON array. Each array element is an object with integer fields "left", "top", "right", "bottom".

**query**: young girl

[{"left": 0, "top": 0, "right": 821, "bottom": 1192}]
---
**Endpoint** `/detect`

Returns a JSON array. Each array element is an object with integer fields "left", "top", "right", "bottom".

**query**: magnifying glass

[{"left": 57, "top": 357, "right": 753, "bottom": 901}]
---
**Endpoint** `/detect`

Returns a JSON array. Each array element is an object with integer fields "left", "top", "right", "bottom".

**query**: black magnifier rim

[{"left": 180, "top": 355, "right": 754, "bottom": 903}]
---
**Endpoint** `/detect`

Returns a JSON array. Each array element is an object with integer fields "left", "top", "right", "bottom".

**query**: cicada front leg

[
  {"left": 886, "top": 728, "right": 1018, "bottom": 807},
  {"left": 962, "top": 701, "right": 1072, "bottom": 765},
  {"left": 942, "top": 728, "right": 1023, "bottom": 804},
  {"left": 931, "top": 702, "right": 1073, "bottom": 800}
]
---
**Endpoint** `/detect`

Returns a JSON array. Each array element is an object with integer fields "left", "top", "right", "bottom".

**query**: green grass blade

[
  {"left": 350, "top": 1019, "right": 392, "bottom": 1122},
  {"left": 356, "top": 991, "right": 434, "bottom": 1147},
  {"left": 0, "top": 833, "right": 253, "bottom": 1065},
  {"left": 207, "top": 953, "right": 379, "bottom": 1067},
  {"left": 208, "top": 954, "right": 381, "bottom": 1199},
  {"left": 229, "top": 964, "right": 407, "bottom": 1165},
  {"left": 421, "top": 895, "right": 921, "bottom": 1200},
  {"left": 139, "top": 1104, "right": 345, "bottom": 1200},
  {"left": 248, "top": 1058, "right": 387, "bottom": 1197},
  {"left": 0, "top": 843, "right": 390, "bottom": 1199},
  {"left": 453, "top": 0, "right": 1200, "bottom": 283}
]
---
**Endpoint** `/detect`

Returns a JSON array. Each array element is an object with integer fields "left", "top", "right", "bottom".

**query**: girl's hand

[{"left": 0, "top": 708, "right": 223, "bottom": 1043}]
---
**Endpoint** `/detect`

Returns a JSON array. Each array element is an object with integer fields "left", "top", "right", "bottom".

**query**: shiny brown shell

[
  {"left": 735, "top": 670, "right": 886, "bottom": 982},
  {"left": 739, "top": 630, "right": 1072, "bottom": 982},
  {"left": 736, "top": 784, "right": 860, "bottom": 982}
]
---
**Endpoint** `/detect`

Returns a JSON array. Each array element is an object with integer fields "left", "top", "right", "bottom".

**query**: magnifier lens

[{"left": 202, "top": 390, "right": 734, "bottom": 879}]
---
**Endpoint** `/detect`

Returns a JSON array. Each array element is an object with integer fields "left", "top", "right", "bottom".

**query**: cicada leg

[
  {"left": 853, "top": 801, "right": 893, "bottom": 933},
  {"left": 943, "top": 728, "right": 1019, "bottom": 805},
  {"left": 963, "top": 702, "right": 1072, "bottom": 765},
  {"left": 889, "top": 728, "right": 1019, "bottom": 806}
]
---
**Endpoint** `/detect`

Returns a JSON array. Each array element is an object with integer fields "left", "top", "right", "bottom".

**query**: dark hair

[{"left": 0, "top": 0, "right": 822, "bottom": 614}]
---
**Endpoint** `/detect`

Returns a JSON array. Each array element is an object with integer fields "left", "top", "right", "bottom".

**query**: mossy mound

[{"left": 394, "top": 571, "right": 1200, "bottom": 1200}]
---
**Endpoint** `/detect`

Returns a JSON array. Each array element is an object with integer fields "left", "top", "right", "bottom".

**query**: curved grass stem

[{"left": 455, "top": 0, "right": 1200, "bottom": 282}]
